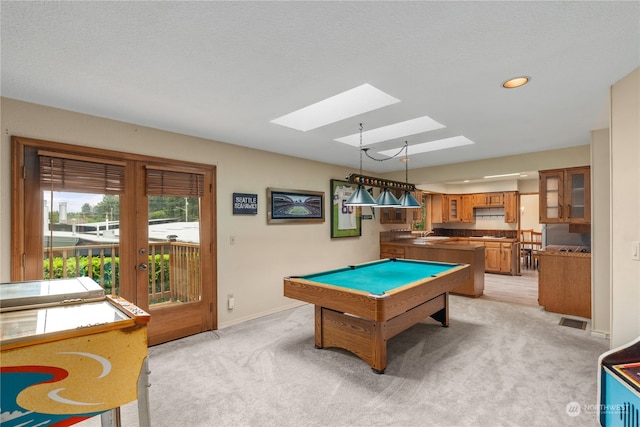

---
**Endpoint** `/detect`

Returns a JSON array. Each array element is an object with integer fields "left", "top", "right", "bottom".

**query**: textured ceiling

[{"left": 1, "top": 1, "right": 639, "bottom": 174}]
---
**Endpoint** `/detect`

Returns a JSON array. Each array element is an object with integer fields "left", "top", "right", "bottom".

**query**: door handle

[{"left": 138, "top": 263, "right": 148, "bottom": 271}]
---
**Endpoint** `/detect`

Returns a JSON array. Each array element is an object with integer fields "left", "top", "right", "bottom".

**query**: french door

[{"left": 11, "top": 136, "right": 217, "bottom": 345}]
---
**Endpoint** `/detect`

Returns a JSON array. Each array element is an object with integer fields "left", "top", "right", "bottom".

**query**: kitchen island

[
  {"left": 537, "top": 245, "right": 591, "bottom": 318},
  {"left": 380, "top": 236, "right": 485, "bottom": 297}
]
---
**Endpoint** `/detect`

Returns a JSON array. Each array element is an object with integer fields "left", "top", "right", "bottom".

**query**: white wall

[
  {"left": 591, "top": 128, "right": 611, "bottom": 337},
  {"left": 609, "top": 68, "right": 640, "bottom": 347},
  {"left": 520, "top": 194, "right": 541, "bottom": 232},
  {"left": 0, "top": 98, "right": 384, "bottom": 328}
]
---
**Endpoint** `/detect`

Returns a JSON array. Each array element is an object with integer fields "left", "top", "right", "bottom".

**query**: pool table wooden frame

[{"left": 283, "top": 258, "right": 470, "bottom": 373}]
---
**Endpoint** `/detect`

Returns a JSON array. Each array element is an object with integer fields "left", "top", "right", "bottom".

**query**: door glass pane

[
  {"left": 42, "top": 191, "right": 120, "bottom": 296},
  {"left": 545, "top": 176, "right": 560, "bottom": 219},
  {"left": 570, "top": 174, "right": 585, "bottom": 219},
  {"left": 148, "top": 196, "right": 201, "bottom": 306}
]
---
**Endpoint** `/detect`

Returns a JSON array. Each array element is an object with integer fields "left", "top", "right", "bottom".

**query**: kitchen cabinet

[
  {"left": 503, "top": 191, "right": 517, "bottom": 223},
  {"left": 538, "top": 250, "right": 591, "bottom": 318},
  {"left": 444, "top": 194, "right": 462, "bottom": 222},
  {"left": 484, "top": 242, "right": 501, "bottom": 272},
  {"left": 431, "top": 194, "right": 444, "bottom": 223},
  {"left": 380, "top": 244, "right": 405, "bottom": 259},
  {"left": 539, "top": 166, "right": 590, "bottom": 224},
  {"left": 461, "top": 194, "right": 474, "bottom": 223},
  {"left": 443, "top": 194, "right": 473, "bottom": 223},
  {"left": 473, "top": 192, "right": 504, "bottom": 207},
  {"left": 433, "top": 192, "right": 517, "bottom": 223},
  {"left": 379, "top": 189, "right": 407, "bottom": 224},
  {"left": 478, "top": 240, "right": 517, "bottom": 275}
]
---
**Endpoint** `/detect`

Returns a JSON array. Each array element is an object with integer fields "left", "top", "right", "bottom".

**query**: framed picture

[
  {"left": 267, "top": 188, "right": 325, "bottom": 224},
  {"left": 330, "top": 179, "right": 362, "bottom": 238}
]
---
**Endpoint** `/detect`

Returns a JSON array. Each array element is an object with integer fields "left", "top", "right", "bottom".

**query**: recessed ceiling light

[
  {"left": 334, "top": 116, "right": 446, "bottom": 147},
  {"left": 270, "top": 84, "right": 400, "bottom": 132},
  {"left": 502, "top": 76, "right": 530, "bottom": 89},
  {"left": 377, "top": 136, "right": 474, "bottom": 157},
  {"left": 483, "top": 172, "right": 521, "bottom": 179}
]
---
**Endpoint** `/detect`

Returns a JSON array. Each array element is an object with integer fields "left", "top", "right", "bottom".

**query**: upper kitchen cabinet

[
  {"left": 473, "top": 192, "right": 504, "bottom": 207},
  {"left": 503, "top": 191, "right": 517, "bottom": 223},
  {"left": 379, "top": 189, "right": 407, "bottom": 224},
  {"left": 539, "top": 166, "right": 590, "bottom": 224}
]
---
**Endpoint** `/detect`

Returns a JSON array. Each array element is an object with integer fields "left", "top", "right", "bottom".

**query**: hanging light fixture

[
  {"left": 397, "top": 141, "right": 421, "bottom": 208},
  {"left": 375, "top": 187, "right": 401, "bottom": 206},
  {"left": 345, "top": 124, "right": 378, "bottom": 206}
]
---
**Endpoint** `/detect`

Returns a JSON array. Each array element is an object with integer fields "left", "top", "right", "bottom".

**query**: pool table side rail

[
  {"left": 379, "top": 264, "right": 469, "bottom": 320},
  {"left": 284, "top": 277, "right": 379, "bottom": 320},
  {"left": 284, "top": 263, "right": 470, "bottom": 322}
]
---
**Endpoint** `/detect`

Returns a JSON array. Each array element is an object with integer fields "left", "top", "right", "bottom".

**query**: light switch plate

[{"left": 632, "top": 241, "right": 640, "bottom": 261}]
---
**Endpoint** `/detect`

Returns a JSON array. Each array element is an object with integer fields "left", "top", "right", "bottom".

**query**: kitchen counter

[{"left": 380, "top": 239, "right": 485, "bottom": 297}]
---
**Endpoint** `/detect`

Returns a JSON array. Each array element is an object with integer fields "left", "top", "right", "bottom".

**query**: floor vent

[{"left": 559, "top": 317, "right": 587, "bottom": 330}]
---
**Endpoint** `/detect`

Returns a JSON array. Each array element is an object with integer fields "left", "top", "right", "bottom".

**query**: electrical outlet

[{"left": 227, "top": 294, "right": 235, "bottom": 309}]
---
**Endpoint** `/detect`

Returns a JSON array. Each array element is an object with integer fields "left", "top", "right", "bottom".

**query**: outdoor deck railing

[{"left": 43, "top": 241, "right": 201, "bottom": 304}]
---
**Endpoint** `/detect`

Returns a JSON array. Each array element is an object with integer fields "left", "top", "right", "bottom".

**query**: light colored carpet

[{"left": 79, "top": 295, "right": 609, "bottom": 427}]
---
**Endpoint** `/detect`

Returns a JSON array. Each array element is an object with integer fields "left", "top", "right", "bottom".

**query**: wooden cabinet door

[
  {"left": 500, "top": 243, "right": 512, "bottom": 273},
  {"left": 447, "top": 195, "right": 462, "bottom": 222},
  {"left": 539, "top": 166, "right": 590, "bottom": 224},
  {"left": 473, "top": 193, "right": 488, "bottom": 207},
  {"left": 484, "top": 243, "right": 501, "bottom": 272},
  {"left": 431, "top": 194, "right": 444, "bottom": 223},
  {"left": 565, "top": 167, "right": 590, "bottom": 223},
  {"left": 487, "top": 192, "right": 504, "bottom": 206},
  {"left": 539, "top": 170, "right": 564, "bottom": 223},
  {"left": 461, "top": 194, "right": 474, "bottom": 222},
  {"left": 503, "top": 191, "right": 517, "bottom": 223}
]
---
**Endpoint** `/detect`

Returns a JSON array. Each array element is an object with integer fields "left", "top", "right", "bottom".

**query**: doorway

[{"left": 11, "top": 136, "right": 217, "bottom": 345}]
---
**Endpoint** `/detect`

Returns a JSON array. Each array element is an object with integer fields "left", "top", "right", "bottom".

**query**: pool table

[{"left": 284, "top": 258, "right": 470, "bottom": 373}]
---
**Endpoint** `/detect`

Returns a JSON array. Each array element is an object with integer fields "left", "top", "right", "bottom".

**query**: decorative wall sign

[
  {"left": 233, "top": 193, "right": 258, "bottom": 215},
  {"left": 330, "top": 179, "right": 361, "bottom": 238},
  {"left": 267, "top": 188, "right": 325, "bottom": 224}
]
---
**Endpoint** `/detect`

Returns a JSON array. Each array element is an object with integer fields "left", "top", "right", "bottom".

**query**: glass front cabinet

[{"left": 539, "top": 166, "right": 590, "bottom": 224}]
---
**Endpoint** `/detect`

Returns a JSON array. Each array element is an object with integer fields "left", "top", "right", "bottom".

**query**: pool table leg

[
  {"left": 314, "top": 305, "right": 323, "bottom": 349},
  {"left": 430, "top": 292, "right": 450, "bottom": 327}
]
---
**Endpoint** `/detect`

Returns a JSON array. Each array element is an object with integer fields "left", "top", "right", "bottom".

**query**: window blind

[
  {"left": 146, "top": 168, "right": 204, "bottom": 197},
  {"left": 39, "top": 154, "right": 125, "bottom": 194}
]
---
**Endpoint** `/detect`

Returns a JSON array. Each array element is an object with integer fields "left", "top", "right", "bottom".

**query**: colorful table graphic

[{"left": 1, "top": 278, "right": 150, "bottom": 427}]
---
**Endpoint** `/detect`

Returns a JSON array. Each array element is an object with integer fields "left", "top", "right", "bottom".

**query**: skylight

[
  {"left": 333, "top": 116, "right": 446, "bottom": 147},
  {"left": 270, "top": 84, "right": 400, "bottom": 132},
  {"left": 377, "top": 136, "right": 474, "bottom": 157}
]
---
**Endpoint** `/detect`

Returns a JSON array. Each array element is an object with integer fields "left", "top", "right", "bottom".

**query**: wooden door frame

[{"left": 11, "top": 136, "right": 218, "bottom": 342}]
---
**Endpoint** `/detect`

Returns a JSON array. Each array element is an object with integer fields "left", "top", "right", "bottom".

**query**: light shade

[
  {"left": 345, "top": 185, "right": 377, "bottom": 206},
  {"left": 397, "top": 191, "right": 421, "bottom": 208},
  {"left": 375, "top": 188, "right": 401, "bottom": 206}
]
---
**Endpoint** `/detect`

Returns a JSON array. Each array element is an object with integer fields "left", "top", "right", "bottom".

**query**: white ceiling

[{"left": 2, "top": 1, "right": 638, "bottom": 174}]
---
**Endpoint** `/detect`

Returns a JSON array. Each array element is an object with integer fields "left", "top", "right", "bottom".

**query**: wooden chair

[
  {"left": 531, "top": 231, "right": 542, "bottom": 269},
  {"left": 520, "top": 229, "right": 533, "bottom": 268}
]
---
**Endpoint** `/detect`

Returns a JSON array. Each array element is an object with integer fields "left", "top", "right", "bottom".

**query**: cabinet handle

[{"left": 567, "top": 204, "right": 571, "bottom": 219}]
